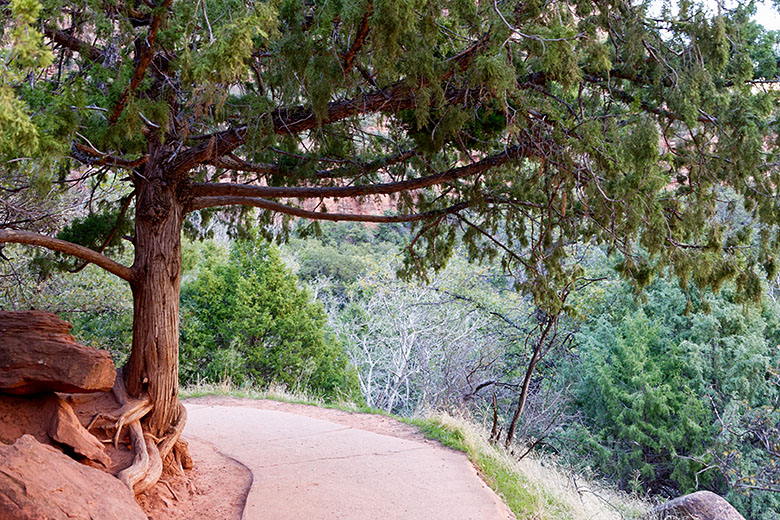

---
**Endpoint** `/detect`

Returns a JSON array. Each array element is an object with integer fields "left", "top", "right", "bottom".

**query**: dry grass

[
  {"left": 411, "top": 412, "right": 652, "bottom": 520},
  {"left": 180, "top": 380, "right": 377, "bottom": 413}
]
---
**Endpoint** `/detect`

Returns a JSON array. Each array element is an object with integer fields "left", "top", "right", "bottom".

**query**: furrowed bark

[{"left": 125, "top": 156, "right": 184, "bottom": 437}]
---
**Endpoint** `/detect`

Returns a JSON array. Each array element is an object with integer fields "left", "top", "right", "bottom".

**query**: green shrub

[
  {"left": 563, "top": 276, "right": 780, "bottom": 516},
  {"left": 179, "top": 236, "right": 360, "bottom": 401}
]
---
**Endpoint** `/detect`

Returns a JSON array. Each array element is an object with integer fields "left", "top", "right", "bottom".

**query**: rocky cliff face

[{"left": 301, "top": 194, "right": 398, "bottom": 221}]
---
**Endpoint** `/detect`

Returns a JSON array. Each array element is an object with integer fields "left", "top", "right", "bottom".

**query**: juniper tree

[{"left": 2, "top": 0, "right": 780, "bottom": 490}]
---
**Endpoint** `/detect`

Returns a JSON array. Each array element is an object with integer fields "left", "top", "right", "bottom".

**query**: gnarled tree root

[
  {"left": 158, "top": 402, "right": 186, "bottom": 462},
  {"left": 87, "top": 394, "right": 153, "bottom": 449},
  {"left": 100, "top": 370, "right": 189, "bottom": 495},
  {"left": 117, "top": 419, "right": 149, "bottom": 491}
]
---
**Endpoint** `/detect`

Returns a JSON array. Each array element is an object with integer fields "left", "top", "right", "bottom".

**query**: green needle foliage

[
  {"left": 4, "top": 0, "right": 780, "bottom": 448},
  {"left": 4, "top": 0, "right": 780, "bottom": 309},
  {"left": 563, "top": 275, "right": 780, "bottom": 515},
  {"left": 179, "top": 236, "right": 360, "bottom": 400}
]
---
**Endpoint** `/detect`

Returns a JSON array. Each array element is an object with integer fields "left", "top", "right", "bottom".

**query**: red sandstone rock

[
  {"left": 0, "top": 310, "right": 116, "bottom": 394},
  {"left": 47, "top": 395, "right": 111, "bottom": 467},
  {"left": 0, "top": 393, "right": 54, "bottom": 445},
  {"left": 652, "top": 490, "right": 746, "bottom": 520},
  {"left": 0, "top": 435, "right": 146, "bottom": 520}
]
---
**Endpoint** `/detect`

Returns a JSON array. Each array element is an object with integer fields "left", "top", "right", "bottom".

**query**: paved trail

[{"left": 184, "top": 398, "right": 514, "bottom": 520}]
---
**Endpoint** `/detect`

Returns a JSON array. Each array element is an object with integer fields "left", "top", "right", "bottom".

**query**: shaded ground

[
  {"left": 182, "top": 396, "right": 515, "bottom": 520},
  {"left": 139, "top": 437, "right": 251, "bottom": 520}
]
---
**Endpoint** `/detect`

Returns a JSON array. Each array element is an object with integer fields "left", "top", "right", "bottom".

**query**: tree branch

[
  {"left": 209, "top": 149, "right": 418, "bottom": 180},
  {"left": 72, "top": 143, "right": 148, "bottom": 168},
  {"left": 583, "top": 74, "right": 714, "bottom": 124},
  {"left": 340, "top": 6, "right": 372, "bottom": 74},
  {"left": 314, "top": 149, "right": 419, "bottom": 179},
  {"left": 107, "top": 0, "right": 174, "bottom": 124},
  {"left": 188, "top": 196, "right": 472, "bottom": 222},
  {"left": 209, "top": 154, "right": 282, "bottom": 176},
  {"left": 189, "top": 144, "right": 537, "bottom": 200},
  {"left": 69, "top": 193, "right": 134, "bottom": 274},
  {"left": 0, "top": 230, "right": 134, "bottom": 282},
  {"left": 181, "top": 32, "right": 491, "bottom": 166},
  {"left": 44, "top": 27, "right": 102, "bottom": 61}
]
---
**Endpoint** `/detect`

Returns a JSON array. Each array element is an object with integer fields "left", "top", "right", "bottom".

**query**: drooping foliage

[
  {"left": 179, "top": 236, "right": 360, "bottom": 400},
  {"left": 3, "top": 0, "right": 780, "bottom": 487},
  {"left": 3, "top": 0, "right": 780, "bottom": 309}
]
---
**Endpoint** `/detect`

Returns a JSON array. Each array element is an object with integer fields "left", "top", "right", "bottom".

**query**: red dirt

[
  {"left": 0, "top": 392, "right": 250, "bottom": 520},
  {"left": 138, "top": 437, "right": 251, "bottom": 520}
]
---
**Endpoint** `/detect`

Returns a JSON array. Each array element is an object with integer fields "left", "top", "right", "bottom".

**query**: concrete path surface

[{"left": 184, "top": 399, "right": 514, "bottom": 520}]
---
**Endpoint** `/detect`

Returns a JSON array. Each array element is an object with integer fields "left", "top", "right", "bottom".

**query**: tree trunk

[
  {"left": 125, "top": 160, "right": 184, "bottom": 437},
  {"left": 504, "top": 342, "right": 542, "bottom": 450},
  {"left": 504, "top": 316, "right": 556, "bottom": 450}
]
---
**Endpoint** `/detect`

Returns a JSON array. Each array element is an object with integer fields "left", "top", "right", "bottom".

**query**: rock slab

[
  {"left": 0, "top": 434, "right": 146, "bottom": 520},
  {"left": 652, "top": 490, "right": 746, "bottom": 520},
  {"left": 47, "top": 395, "right": 111, "bottom": 467},
  {"left": 0, "top": 310, "right": 116, "bottom": 394}
]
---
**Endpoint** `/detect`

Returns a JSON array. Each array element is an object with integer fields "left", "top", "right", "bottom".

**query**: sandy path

[{"left": 183, "top": 397, "right": 514, "bottom": 520}]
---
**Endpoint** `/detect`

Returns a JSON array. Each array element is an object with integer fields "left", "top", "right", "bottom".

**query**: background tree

[
  {"left": 179, "top": 235, "right": 359, "bottom": 400},
  {"left": 2, "top": 0, "right": 780, "bottom": 491},
  {"left": 557, "top": 275, "right": 780, "bottom": 515}
]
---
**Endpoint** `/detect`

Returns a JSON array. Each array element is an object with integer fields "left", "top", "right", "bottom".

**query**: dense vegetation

[
  {"left": 3, "top": 218, "right": 779, "bottom": 517},
  {"left": 2, "top": 0, "right": 780, "bottom": 511},
  {"left": 288, "top": 223, "right": 780, "bottom": 519},
  {"left": 566, "top": 278, "right": 780, "bottom": 518},
  {"left": 179, "top": 235, "right": 359, "bottom": 400}
]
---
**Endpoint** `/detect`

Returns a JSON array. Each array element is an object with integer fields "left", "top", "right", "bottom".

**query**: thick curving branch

[
  {"left": 171, "top": 82, "right": 447, "bottom": 174},
  {"left": 189, "top": 196, "right": 473, "bottom": 222},
  {"left": 0, "top": 230, "right": 134, "bottom": 282},
  {"left": 175, "top": 36, "right": 492, "bottom": 173},
  {"left": 189, "top": 144, "right": 538, "bottom": 200}
]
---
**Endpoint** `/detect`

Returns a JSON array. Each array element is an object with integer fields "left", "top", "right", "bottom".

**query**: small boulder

[
  {"left": 47, "top": 395, "right": 111, "bottom": 467},
  {"left": 0, "top": 434, "right": 146, "bottom": 520},
  {"left": 652, "top": 490, "right": 745, "bottom": 520},
  {"left": 0, "top": 310, "right": 115, "bottom": 394}
]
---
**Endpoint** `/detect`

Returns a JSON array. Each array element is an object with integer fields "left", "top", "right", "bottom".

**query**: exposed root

[
  {"left": 135, "top": 434, "right": 163, "bottom": 494},
  {"left": 102, "top": 369, "right": 189, "bottom": 496},
  {"left": 117, "top": 419, "right": 149, "bottom": 491},
  {"left": 161, "top": 479, "right": 180, "bottom": 501},
  {"left": 87, "top": 395, "right": 153, "bottom": 444},
  {"left": 112, "top": 397, "right": 154, "bottom": 449},
  {"left": 174, "top": 439, "right": 194, "bottom": 471},
  {"left": 110, "top": 369, "right": 155, "bottom": 494},
  {"left": 157, "top": 402, "right": 186, "bottom": 462},
  {"left": 104, "top": 370, "right": 153, "bottom": 449}
]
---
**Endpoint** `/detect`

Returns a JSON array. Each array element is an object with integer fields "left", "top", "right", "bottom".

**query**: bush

[
  {"left": 562, "top": 275, "right": 780, "bottom": 516},
  {"left": 179, "top": 236, "right": 360, "bottom": 401}
]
